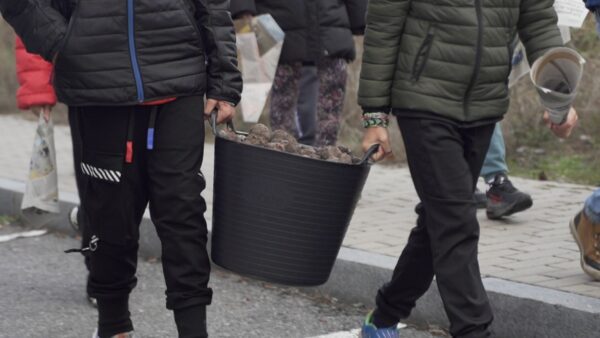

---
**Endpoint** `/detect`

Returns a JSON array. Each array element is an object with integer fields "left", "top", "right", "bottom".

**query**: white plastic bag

[
  {"left": 235, "top": 14, "right": 285, "bottom": 123},
  {"left": 21, "top": 112, "right": 59, "bottom": 214}
]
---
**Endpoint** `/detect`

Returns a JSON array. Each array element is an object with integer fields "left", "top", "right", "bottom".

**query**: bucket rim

[
  {"left": 210, "top": 110, "right": 378, "bottom": 167},
  {"left": 215, "top": 136, "right": 375, "bottom": 168}
]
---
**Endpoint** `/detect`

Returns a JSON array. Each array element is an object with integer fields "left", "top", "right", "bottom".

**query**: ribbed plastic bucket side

[{"left": 211, "top": 139, "right": 371, "bottom": 286}]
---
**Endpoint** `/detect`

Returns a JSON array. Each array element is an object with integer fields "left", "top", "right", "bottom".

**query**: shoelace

[{"left": 490, "top": 175, "right": 517, "bottom": 193}]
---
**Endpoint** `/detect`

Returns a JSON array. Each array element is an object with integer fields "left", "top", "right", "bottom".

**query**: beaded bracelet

[{"left": 362, "top": 112, "right": 390, "bottom": 128}]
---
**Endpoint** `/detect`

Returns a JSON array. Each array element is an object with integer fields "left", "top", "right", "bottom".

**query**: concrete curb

[{"left": 1, "top": 177, "right": 599, "bottom": 337}]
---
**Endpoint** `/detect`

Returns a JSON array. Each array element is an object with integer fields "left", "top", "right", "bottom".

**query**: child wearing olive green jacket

[{"left": 358, "top": 1, "right": 578, "bottom": 337}]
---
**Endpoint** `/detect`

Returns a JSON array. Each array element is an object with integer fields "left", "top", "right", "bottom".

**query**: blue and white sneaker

[{"left": 361, "top": 311, "right": 399, "bottom": 338}]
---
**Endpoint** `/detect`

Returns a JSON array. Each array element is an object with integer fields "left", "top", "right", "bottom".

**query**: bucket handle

[
  {"left": 359, "top": 144, "right": 380, "bottom": 165},
  {"left": 209, "top": 110, "right": 248, "bottom": 137}
]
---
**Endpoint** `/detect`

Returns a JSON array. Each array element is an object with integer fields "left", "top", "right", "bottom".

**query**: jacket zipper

[
  {"left": 127, "top": 0, "right": 145, "bottom": 102},
  {"left": 463, "top": 0, "right": 483, "bottom": 118}
]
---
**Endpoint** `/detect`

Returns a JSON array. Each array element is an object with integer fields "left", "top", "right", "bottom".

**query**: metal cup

[{"left": 530, "top": 47, "right": 585, "bottom": 124}]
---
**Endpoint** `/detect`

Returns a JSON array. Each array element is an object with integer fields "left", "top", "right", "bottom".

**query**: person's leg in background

[
  {"left": 569, "top": 7, "right": 600, "bottom": 282},
  {"left": 584, "top": 190, "right": 600, "bottom": 224},
  {"left": 315, "top": 57, "right": 348, "bottom": 146},
  {"left": 295, "top": 65, "right": 319, "bottom": 146},
  {"left": 479, "top": 123, "right": 508, "bottom": 183},
  {"left": 270, "top": 62, "right": 303, "bottom": 137},
  {"left": 368, "top": 118, "right": 494, "bottom": 338},
  {"left": 476, "top": 123, "right": 533, "bottom": 220},
  {"left": 474, "top": 123, "right": 505, "bottom": 208}
]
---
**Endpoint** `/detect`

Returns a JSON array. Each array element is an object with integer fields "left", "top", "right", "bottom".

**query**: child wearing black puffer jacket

[{"left": 0, "top": 1, "right": 242, "bottom": 337}]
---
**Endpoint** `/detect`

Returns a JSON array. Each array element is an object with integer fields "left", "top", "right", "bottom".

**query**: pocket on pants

[
  {"left": 81, "top": 151, "right": 129, "bottom": 245},
  {"left": 81, "top": 151, "right": 123, "bottom": 184}
]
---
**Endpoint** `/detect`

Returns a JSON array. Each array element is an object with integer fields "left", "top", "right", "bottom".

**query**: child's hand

[
  {"left": 30, "top": 105, "right": 52, "bottom": 122},
  {"left": 204, "top": 99, "right": 235, "bottom": 124},
  {"left": 544, "top": 107, "right": 578, "bottom": 139},
  {"left": 362, "top": 127, "right": 392, "bottom": 162}
]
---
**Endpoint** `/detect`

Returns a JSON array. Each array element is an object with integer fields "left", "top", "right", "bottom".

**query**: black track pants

[
  {"left": 72, "top": 96, "right": 211, "bottom": 337},
  {"left": 375, "top": 117, "right": 495, "bottom": 338}
]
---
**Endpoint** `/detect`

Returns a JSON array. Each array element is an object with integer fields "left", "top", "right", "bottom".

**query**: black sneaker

[
  {"left": 474, "top": 188, "right": 488, "bottom": 209},
  {"left": 486, "top": 174, "right": 533, "bottom": 220}
]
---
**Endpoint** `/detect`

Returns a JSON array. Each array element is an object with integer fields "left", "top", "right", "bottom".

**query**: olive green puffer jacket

[{"left": 358, "top": 0, "right": 563, "bottom": 122}]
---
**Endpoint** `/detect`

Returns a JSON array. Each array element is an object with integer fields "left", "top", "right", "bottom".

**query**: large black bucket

[{"left": 210, "top": 116, "right": 377, "bottom": 286}]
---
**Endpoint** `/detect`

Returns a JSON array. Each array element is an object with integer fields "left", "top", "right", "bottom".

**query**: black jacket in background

[
  {"left": 0, "top": 0, "right": 242, "bottom": 107},
  {"left": 230, "top": 0, "right": 367, "bottom": 63}
]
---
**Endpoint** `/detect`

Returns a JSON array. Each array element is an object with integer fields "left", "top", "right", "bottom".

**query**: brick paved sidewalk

[{"left": 1, "top": 114, "right": 598, "bottom": 299}]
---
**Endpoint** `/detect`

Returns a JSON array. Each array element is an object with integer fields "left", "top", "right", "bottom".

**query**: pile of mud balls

[{"left": 218, "top": 124, "right": 360, "bottom": 164}]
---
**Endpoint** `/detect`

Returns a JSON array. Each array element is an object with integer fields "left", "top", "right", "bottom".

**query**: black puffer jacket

[
  {"left": 230, "top": 0, "right": 367, "bottom": 63},
  {"left": 0, "top": 0, "right": 242, "bottom": 107}
]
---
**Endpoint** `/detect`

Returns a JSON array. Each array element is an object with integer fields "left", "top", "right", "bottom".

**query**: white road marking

[
  {"left": 309, "top": 329, "right": 360, "bottom": 338},
  {"left": 0, "top": 230, "right": 48, "bottom": 243}
]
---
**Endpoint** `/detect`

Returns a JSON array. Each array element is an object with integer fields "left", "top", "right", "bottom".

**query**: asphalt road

[{"left": 0, "top": 227, "right": 441, "bottom": 338}]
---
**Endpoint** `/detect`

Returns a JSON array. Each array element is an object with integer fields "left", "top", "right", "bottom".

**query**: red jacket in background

[
  {"left": 15, "top": 37, "right": 175, "bottom": 109},
  {"left": 15, "top": 37, "right": 57, "bottom": 110}
]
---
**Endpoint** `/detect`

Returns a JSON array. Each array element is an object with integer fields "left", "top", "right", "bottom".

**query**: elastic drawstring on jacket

[{"left": 147, "top": 106, "right": 158, "bottom": 150}]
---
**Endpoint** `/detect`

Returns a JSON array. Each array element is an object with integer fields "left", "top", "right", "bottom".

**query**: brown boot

[{"left": 570, "top": 211, "right": 600, "bottom": 280}]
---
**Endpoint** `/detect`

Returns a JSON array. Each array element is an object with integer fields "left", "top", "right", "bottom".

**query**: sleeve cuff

[
  {"left": 207, "top": 95, "right": 240, "bottom": 107},
  {"left": 362, "top": 107, "right": 391, "bottom": 115}
]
